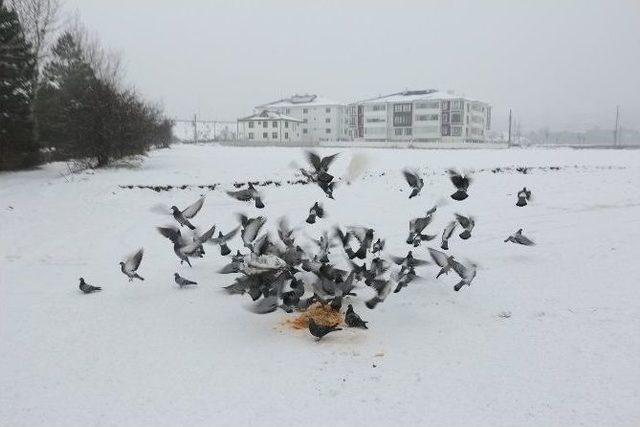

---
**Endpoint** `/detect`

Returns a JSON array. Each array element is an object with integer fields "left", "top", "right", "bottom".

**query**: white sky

[{"left": 63, "top": 0, "right": 640, "bottom": 132}]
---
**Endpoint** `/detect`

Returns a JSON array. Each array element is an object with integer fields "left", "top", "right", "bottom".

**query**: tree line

[{"left": 0, "top": 0, "right": 173, "bottom": 171}]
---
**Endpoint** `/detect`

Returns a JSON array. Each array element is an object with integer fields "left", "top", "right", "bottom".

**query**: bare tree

[{"left": 10, "top": 0, "right": 60, "bottom": 142}]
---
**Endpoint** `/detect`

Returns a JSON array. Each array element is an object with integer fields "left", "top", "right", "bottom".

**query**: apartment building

[
  {"left": 237, "top": 110, "right": 302, "bottom": 143},
  {"left": 348, "top": 89, "right": 491, "bottom": 143},
  {"left": 255, "top": 94, "right": 348, "bottom": 142}
]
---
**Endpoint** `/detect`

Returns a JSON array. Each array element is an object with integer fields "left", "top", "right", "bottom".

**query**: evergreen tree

[{"left": 0, "top": 0, "right": 40, "bottom": 170}]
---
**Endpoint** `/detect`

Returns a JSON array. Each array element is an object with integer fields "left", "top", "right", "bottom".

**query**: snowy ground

[{"left": 1, "top": 144, "right": 639, "bottom": 426}]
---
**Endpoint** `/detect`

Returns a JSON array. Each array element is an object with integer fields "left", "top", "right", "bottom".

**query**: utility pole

[
  {"left": 508, "top": 109, "right": 512, "bottom": 147},
  {"left": 192, "top": 114, "right": 198, "bottom": 144},
  {"left": 614, "top": 105, "right": 620, "bottom": 147}
]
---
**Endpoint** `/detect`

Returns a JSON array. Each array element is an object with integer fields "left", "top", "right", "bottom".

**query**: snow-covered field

[{"left": 1, "top": 144, "right": 639, "bottom": 426}]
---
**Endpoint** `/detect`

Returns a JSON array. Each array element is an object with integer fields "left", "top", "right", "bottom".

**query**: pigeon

[
  {"left": 78, "top": 278, "right": 101, "bottom": 294},
  {"left": 226, "top": 183, "right": 265, "bottom": 209},
  {"left": 174, "top": 273, "right": 197, "bottom": 287},
  {"left": 346, "top": 226, "right": 374, "bottom": 260},
  {"left": 450, "top": 259, "right": 477, "bottom": 291},
  {"left": 441, "top": 220, "right": 457, "bottom": 250},
  {"left": 403, "top": 169, "right": 424, "bottom": 199},
  {"left": 365, "top": 274, "right": 395, "bottom": 309},
  {"left": 372, "top": 238, "right": 385, "bottom": 254},
  {"left": 318, "top": 180, "right": 336, "bottom": 199},
  {"left": 428, "top": 247, "right": 455, "bottom": 278},
  {"left": 119, "top": 248, "right": 144, "bottom": 281},
  {"left": 306, "top": 202, "right": 324, "bottom": 224},
  {"left": 448, "top": 169, "right": 471, "bottom": 201},
  {"left": 210, "top": 227, "right": 240, "bottom": 256},
  {"left": 238, "top": 214, "right": 267, "bottom": 251},
  {"left": 277, "top": 217, "right": 296, "bottom": 247},
  {"left": 170, "top": 196, "right": 205, "bottom": 229},
  {"left": 406, "top": 206, "right": 437, "bottom": 246},
  {"left": 305, "top": 150, "right": 339, "bottom": 183},
  {"left": 516, "top": 187, "right": 532, "bottom": 207},
  {"left": 393, "top": 266, "right": 421, "bottom": 293},
  {"left": 157, "top": 226, "right": 205, "bottom": 267},
  {"left": 308, "top": 318, "right": 342, "bottom": 341},
  {"left": 345, "top": 304, "right": 368, "bottom": 329},
  {"left": 505, "top": 228, "right": 535, "bottom": 246},
  {"left": 455, "top": 213, "right": 475, "bottom": 240},
  {"left": 390, "top": 250, "right": 430, "bottom": 274}
]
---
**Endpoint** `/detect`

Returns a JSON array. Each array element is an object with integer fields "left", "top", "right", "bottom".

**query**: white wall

[
  {"left": 238, "top": 119, "right": 301, "bottom": 143},
  {"left": 265, "top": 105, "right": 347, "bottom": 142}
]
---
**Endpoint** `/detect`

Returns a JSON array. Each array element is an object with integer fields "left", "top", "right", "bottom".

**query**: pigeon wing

[
  {"left": 403, "top": 169, "right": 419, "bottom": 188},
  {"left": 157, "top": 226, "right": 181, "bottom": 243},
  {"left": 125, "top": 248, "right": 144, "bottom": 272},
  {"left": 305, "top": 150, "right": 322, "bottom": 171},
  {"left": 182, "top": 196, "right": 205, "bottom": 219},
  {"left": 428, "top": 248, "right": 449, "bottom": 267},
  {"left": 226, "top": 189, "right": 252, "bottom": 201},
  {"left": 455, "top": 213, "right": 471, "bottom": 229}
]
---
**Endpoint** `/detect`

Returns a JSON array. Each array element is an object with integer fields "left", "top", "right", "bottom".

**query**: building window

[
  {"left": 325, "top": 118, "right": 330, "bottom": 123},
  {"left": 303, "top": 118, "right": 308, "bottom": 123},
  {"left": 441, "top": 100, "right": 450, "bottom": 111},
  {"left": 284, "top": 121, "right": 289, "bottom": 128},
  {"left": 451, "top": 100, "right": 463, "bottom": 110},
  {"left": 272, "top": 121, "right": 277, "bottom": 128},
  {"left": 325, "top": 128, "right": 331, "bottom": 134},
  {"left": 415, "top": 101, "right": 439, "bottom": 109},
  {"left": 441, "top": 112, "right": 450, "bottom": 123},
  {"left": 263, "top": 132, "right": 268, "bottom": 138},
  {"left": 372, "top": 104, "right": 386, "bottom": 111},
  {"left": 394, "top": 128, "right": 403, "bottom": 136},
  {"left": 451, "top": 112, "right": 462, "bottom": 124},
  {"left": 303, "top": 128, "right": 308, "bottom": 134},
  {"left": 405, "top": 128, "right": 412, "bottom": 135},
  {"left": 416, "top": 114, "right": 439, "bottom": 121},
  {"left": 326, "top": 108, "right": 331, "bottom": 113},
  {"left": 441, "top": 124, "right": 450, "bottom": 136},
  {"left": 248, "top": 132, "right": 254, "bottom": 139},
  {"left": 285, "top": 108, "right": 290, "bottom": 114},
  {"left": 303, "top": 108, "right": 308, "bottom": 114},
  {"left": 272, "top": 132, "right": 278, "bottom": 139},
  {"left": 284, "top": 132, "right": 289, "bottom": 139},
  {"left": 452, "top": 126, "right": 462, "bottom": 136},
  {"left": 263, "top": 122, "right": 268, "bottom": 128},
  {"left": 248, "top": 122, "right": 254, "bottom": 128}
]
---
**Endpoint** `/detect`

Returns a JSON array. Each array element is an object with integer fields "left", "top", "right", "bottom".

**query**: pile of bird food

[{"left": 286, "top": 303, "right": 344, "bottom": 330}]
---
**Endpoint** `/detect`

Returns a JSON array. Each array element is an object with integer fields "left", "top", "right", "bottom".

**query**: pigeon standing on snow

[
  {"left": 516, "top": 187, "right": 532, "bottom": 207},
  {"left": 308, "top": 318, "right": 342, "bottom": 341},
  {"left": 441, "top": 221, "right": 457, "bottom": 250},
  {"left": 451, "top": 260, "right": 477, "bottom": 292},
  {"left": 119, "top": 248, "right": 145, "bottom": 281},
  {"left": 170, "top": 196, "right": 205, "bottom": 230},
  {"left": 78, "top": 278, "right": 101, "bottom": 293},
  {"left": 402, "top": 169, "right": 424, "bottom": 199},
  {"left": 455, "top": 213, "right": 475, "bottom": 240},
  {"left": 174, "top": 273, "right": 197, "bottom": 288},
  {"left": 226, "top": 182, "right": 265, "bottom": 209},
  {"left": 505, "top": 228, "right": 536, "bottom": 246},
  {"left": 428, "top": 247, "right": 455, "bottom": 278},
  {"left": 306, "top": 202, "right": 324, "bottom": 224},
  {"left": 448, "top": 169, "right": 472, "bottom": 201},
  {"left": 345, "top": 304, "right": 368, "bottom": 329}
]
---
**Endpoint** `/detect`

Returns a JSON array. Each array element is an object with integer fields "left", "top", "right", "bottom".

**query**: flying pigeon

[
  {"left": 174, "top": 273, "right": 197, "bottom": 288},
  {"left": 448, "top": 169, "right": 471, "bottom": 201},
  {"left": 308, "top": 318, "right": 342, "bottom": 341},
  {"left": 428, "top": 247, "right": 455, "bottom": 278},
  {"left": 78, "top": 277, "right": 101, "bottom": 294},
  {"left": 210, "top": 227, "right": 240, "bottom": 256},
  {"left": 455, "top": 213, "right": 475, "bottom": 240},
  {"left": 365, "top": 274, "right": 396, "bottom": 309},
  {"left": 238, "top": 214, "right": 267, "bottom": 251},
  {"left": 170, "top": 196, "right": 205, "bottom": 229},
  {"left": 441, "top": 220, "right": 457, "bottom": 250},
  {"left": 345, "top": 304, "right": 368, "bottom": 329},
  {"left": 390, "top": 250, "right": 430, "bottom": 274},
  {"left": 505, "top": 228, "right": 536, "bottom": 246},
  {"left": 372, "top": 238, "right": 385, "bottom": 254},
  {"left": 406, "top": 206, "right": 437, "bottom": 246},
  {"left": 119, "top": 248, "right": 144, "bottom": 281},
  {"left": 346, "top": 226, "right": 374, "bottom": 260},
  {"left": 318, "top": 180, "right": 336, "bottom": 199},
  {"left": 393, "top": 266, "right": 422, "bottom": 293},
  {"left": 305, "top": 150, "right": 339, "bottom": 183},
  {"left": 403, "top": 169, "right": 424, "bottom": 199},
  {"left": 277, "top": 217, "right": 296, "bottom": 247},
  {"left": 516, "top": 187, "right": 532, "bottom": 207},
  {"left": 306, "top": 202, "right": 325, "bottom": 224},
  {"left": 450, "top": 259, "right": 477, "bottom": 291},
  {"left": 226, "top": 183, "right": 265, "bottom": 209}
]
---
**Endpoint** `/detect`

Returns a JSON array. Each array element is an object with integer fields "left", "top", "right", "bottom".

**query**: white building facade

[
  {"left": 237, "top": 110, "right": 302, "bottom": 143},
  {"left": 349, "top": 90, "right": 491, "bottom": 143},
  {"left": 255, "top": 94, "right": 349, "bottom": 142}
]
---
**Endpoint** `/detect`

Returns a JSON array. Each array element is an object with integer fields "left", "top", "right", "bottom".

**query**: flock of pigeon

[{"left": 78, "top": 150, "right": 536, "bottom": 341}]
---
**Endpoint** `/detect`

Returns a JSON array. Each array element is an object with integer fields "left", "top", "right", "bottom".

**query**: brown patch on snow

[{"left": 285, "top": 303, "right": 344, "bottom": 330}]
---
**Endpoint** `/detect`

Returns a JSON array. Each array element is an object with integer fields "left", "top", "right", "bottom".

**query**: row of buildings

[{"left": 237, "top": 89, "right": 492, "bottom": 144}]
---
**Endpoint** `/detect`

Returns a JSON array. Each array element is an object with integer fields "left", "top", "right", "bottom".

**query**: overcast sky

[{"left": 63, "top": 0, "right": 639, "bottom": 132}]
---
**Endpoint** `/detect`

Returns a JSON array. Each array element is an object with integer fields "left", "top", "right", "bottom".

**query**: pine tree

[{"left": 0, "top": 0, "right": 40, "bottom": 170}]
